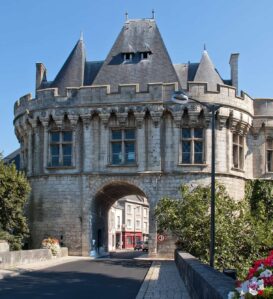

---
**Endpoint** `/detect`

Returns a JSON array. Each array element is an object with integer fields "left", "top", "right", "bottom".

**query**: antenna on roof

[
  {"left": 125, "top": 11, "right": 128, "bottom": 21},
  {"left": 80, "top": 31, "right": 84, "bottom": 41},
  {"left": 152, "top": 9, "right": 155, "bottom": 19},
  {"left": 204, "top": 43, "right": 207, "bottom": 51}
]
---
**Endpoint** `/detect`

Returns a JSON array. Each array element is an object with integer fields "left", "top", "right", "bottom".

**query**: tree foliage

[
  {"left": 155, "top": 183, "right": 273, "bottom": 279},
  {"left": 246, "top": 179, "right": 273, "bottom": 220},
  {"left": 0, "top": 159, "right": 30, "bottom": 250}
]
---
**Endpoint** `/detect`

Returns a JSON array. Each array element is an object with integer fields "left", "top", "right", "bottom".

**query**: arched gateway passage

[{"left": 91, "top": 181, "right": 149, "bottom": 255}]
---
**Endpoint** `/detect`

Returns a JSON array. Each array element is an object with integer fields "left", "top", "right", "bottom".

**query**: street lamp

[{"left": 171, "top": 90, "right": 221, "bottom": 268}]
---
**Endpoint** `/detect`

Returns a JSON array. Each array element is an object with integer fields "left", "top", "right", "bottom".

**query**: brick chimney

[{"left": 36, "top": 63, "right": 47, "bottom": 90}]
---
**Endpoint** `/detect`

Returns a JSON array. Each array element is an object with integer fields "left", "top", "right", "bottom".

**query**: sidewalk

[{"left": 136, "top": 260, "right": 191, "bottom": 299}]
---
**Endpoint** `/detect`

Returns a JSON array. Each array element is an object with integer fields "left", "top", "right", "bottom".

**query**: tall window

[
  {"left": 127, "top": 219, "right": 132, "bottom": 228},
  {"left": 127, "top": 204, "right": 132, "bottom": 214},
  {"left": 181, "top": 128, "right": 204, "bottom": 164},
  {"left": 49, "top": 131, "right": 73, "bottom": 166},
  {"left": 267, "top": 139, "right": 273, "bottom": 172},
  {"left": 144, "top": 222, "right": 148, "bottom": 233},
  {"left": 136, "top": 220, "right": 140, "bottom": 229},
  {"left": 117, "top": 216, "right": 121, "bottom": 230},
  {"left": 144, "top": 208, "right": 148, "bottom": 218},
  {"left": 111, "top": 129, "right": 136, "bottom": 165},
  {"left": 233, "top": 133, "right": 244, "bottom": 170}
]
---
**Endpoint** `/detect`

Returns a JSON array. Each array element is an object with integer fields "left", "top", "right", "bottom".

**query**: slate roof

[
  {"left": 3, "top": 148, "right": 21, "bottom": 170},
  {"left": 84, "top": 61, "right": 104, "bottom": 86},
  {"left": 39, "top": 19, "right": 233, "bottom": 95},
  {"left": 51, "top": 38, "right": 86, "bottom": 95},
  {"left": 92, "top": 19, "right": 180, "bottom": 92},
  {"left": 193, "top": 50, "right": 223, "bottom": 91}
]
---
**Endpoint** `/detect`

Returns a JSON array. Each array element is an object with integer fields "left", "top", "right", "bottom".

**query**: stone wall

[
  {"left": 175, "top": 251, "right": 235, "bottom": 299},
  {"left": 13, "top": 72, "right": 273, "bottom": 257},
  {"left": 27, "top": 172, "right": 246, "bottom": 256},
  {"left": 0, "top": 248, "right": 68, "bottom": 269}
]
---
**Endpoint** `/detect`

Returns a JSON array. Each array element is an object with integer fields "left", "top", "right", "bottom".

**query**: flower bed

[
  {"left": 41, "top": 237, "right": 61, "bottom": 256},
  {"left": 229, "top": 251, "right": 273, "bottom": 298}
]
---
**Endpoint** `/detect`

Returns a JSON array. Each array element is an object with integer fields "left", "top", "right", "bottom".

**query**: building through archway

[{"left": 91, "top": 181, "right": 149, "bottom": 254}]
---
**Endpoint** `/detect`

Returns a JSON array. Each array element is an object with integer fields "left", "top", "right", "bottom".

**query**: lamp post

[{"left": 171, "top": 90, "right": 221, "bottom": 268}]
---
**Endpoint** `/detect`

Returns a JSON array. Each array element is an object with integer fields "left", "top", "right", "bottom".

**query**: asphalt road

[{"left": 0, "top": 252, "right": 151, "bottom": 299}]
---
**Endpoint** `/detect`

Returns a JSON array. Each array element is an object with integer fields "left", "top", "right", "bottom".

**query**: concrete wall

[{"left": 175, "top": 251, "right": 235, "bottom": 299}]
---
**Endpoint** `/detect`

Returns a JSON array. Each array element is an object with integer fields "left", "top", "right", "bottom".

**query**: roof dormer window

[
  {"left": 141, "top": 52, "right": 150, "bottom": 60},
  {"left": 123, "top": 53, "right": 133, "bottom": 62}
]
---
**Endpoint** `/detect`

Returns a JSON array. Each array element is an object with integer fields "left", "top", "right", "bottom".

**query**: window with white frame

[
  {"left": 144, "top": 208, "right": 148, "bottom": 218},
  {"left": 123, "top": 53, "right": 133, "bottom": 62},
  {"left": 127, "top": 204, "right": 132, "bottom": 214},
  {"left": 135, "top": 206, "right": 140, "bottom": 215},
  {"left": 233, "top": 133, "right": 244, "bottom": 170},
  {"left": 136, "top": 220, "right": 140, "bottom": 229},
  {"left": 267, "top": 139, "right": 273, "bottom": 172},
  {"left": 117, "top": 215, "right": 121, "bottom": 230},
  {"left": 127, "top": 219, "right": 132, "bottom": 228},
  {"left": 111, "top": 129, "right": 136, "bottom": 165},
  {"left": 181, "top": 128, "right": 204, "bottom": 164},
  {"left": 49, "top": 131, "right": 73, "bottom": 166},
  {"left": 140, "top": 51, "right": 151, "bottom": 60},
  {"left": 144, "top": 222, "right": 148, "bottom": 233}
]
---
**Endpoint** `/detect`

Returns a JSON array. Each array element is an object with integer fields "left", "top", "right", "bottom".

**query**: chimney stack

[
  {"left": 229, "top": 53, "right": 239, "bottom": 93},
  {"left": 36, "top": 63, "right": 47, "bottom": 90}
]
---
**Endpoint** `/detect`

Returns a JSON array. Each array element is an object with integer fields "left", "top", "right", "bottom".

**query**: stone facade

[{"left": 13, "top": 18, "right": 273, "bottom": 256}]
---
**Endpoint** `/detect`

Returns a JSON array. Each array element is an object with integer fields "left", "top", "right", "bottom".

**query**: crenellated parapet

[
  {"left": 187, "top": 82, "right": 254, "bottom": 116},
  {"left": 14, "top": 82, "right": 254, "bottom": 120},
  {"left": 14, "top": 83, "right": 178, "bottom": 118},
  {"left": 251, "top": 98, "right": 273, "bottom": 138}
]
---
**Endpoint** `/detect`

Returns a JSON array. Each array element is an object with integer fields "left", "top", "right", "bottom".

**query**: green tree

[
  {"left": 0, "top": 158, "right": 30, "bottom": 250},
  {"left": 155, "top": 183, "right": 273, "bottom": 279}
]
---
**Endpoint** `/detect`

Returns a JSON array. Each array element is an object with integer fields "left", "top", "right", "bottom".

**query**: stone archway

[{"left": 90, "top": 181, "right": 149, "bottom": 255}]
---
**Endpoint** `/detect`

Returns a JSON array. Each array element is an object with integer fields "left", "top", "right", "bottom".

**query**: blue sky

[{"left": 1, "top": 0, "right": 273, "bottom": 155}]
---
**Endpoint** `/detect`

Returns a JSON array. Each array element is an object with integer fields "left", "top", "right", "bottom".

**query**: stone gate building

[{"left": 13, "top": 17, "right": 273, "bottom": 255}]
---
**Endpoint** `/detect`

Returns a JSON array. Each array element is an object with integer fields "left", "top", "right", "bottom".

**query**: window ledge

[
  {"left": 47, "top": 166, "right": 75, "bottom": 170},
  {"left": 107, "top": 164, "right": 138, "bottom": 167},
  {"left": 178, "top": 163, "right": 208, "bottom": 167},
  {"left": 231, "top": 167, "right": 245, "bottom": 173}
]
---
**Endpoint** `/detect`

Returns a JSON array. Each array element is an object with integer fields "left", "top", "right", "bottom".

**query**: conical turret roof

[
  {"left": 92, "top": 19, "right": 180, "bottom": 92},
  {"left": 51, "top": 38, "right": 86, "bottom": 95},
  {"left": 194, "top": 50, "right": 223, "bottom": 91}
]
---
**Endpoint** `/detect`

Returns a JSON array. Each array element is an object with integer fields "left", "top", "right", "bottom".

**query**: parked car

[
  {"left": 142, "top": 241, "right": 149, "bottom": 252},
  {"left": 134, "top": 241, "right": 144, "bottom": 251}
]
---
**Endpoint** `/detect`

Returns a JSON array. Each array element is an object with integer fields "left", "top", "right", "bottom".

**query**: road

[{"left": 0, "top": 251, "right": 151, "bottom": 299}]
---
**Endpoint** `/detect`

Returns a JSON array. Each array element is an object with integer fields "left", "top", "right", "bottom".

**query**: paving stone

[{"left": 136, "top": 260, "right": 191, "bottom": 299}]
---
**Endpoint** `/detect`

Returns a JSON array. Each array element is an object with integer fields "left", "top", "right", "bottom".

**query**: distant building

[
  {"left": 108, "top": 201, "right": 123, "bottom": 251},
  {"left": 108, "top": 196, "right": 149, "bottom": 251},
  {"left": 3, "top": 149, "right": 20, "bottom": 170}
]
